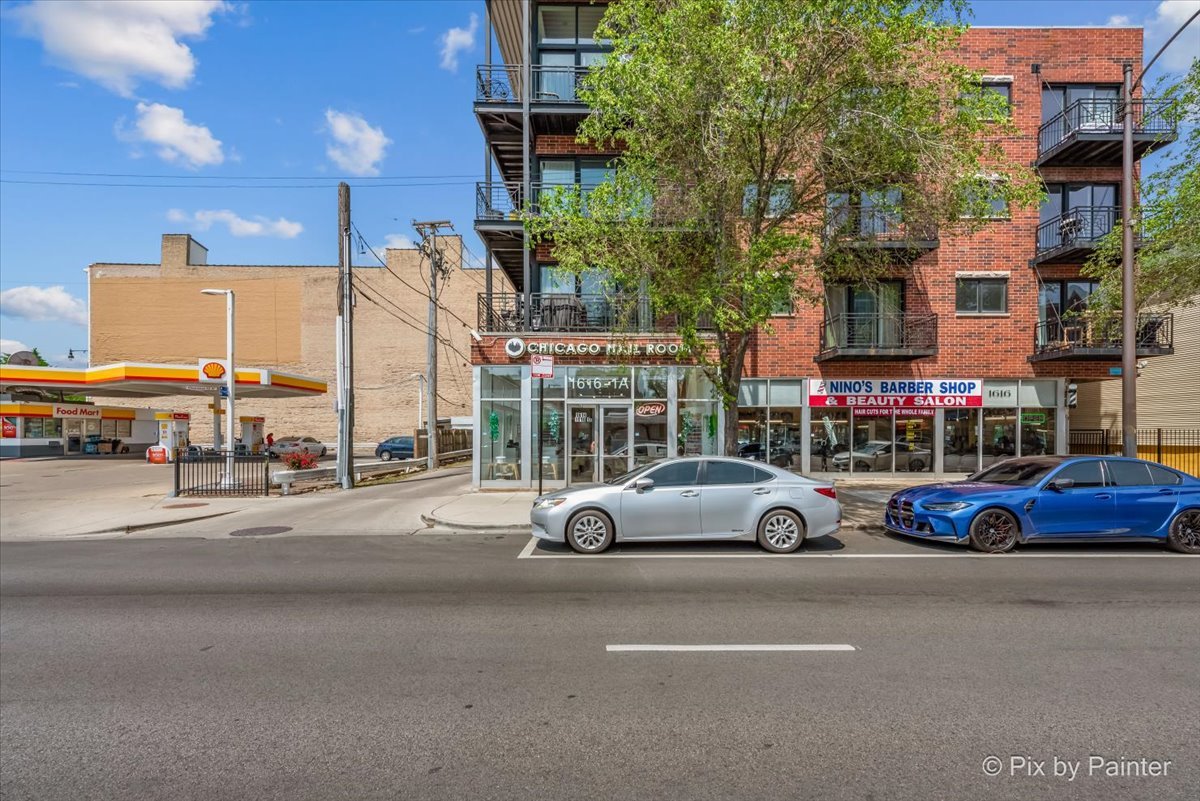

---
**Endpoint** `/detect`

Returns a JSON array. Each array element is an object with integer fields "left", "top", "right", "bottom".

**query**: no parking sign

[{"left": 531, "top": 354, "right": 555, "bottom": 379}]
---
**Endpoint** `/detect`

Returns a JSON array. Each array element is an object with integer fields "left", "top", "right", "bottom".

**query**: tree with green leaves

[
  {"left": 525, "top": 0, "right": 1040, "bottom": 453},
  {"left": 1084, "top": 59, "right": 1199, "bottom": 309}
]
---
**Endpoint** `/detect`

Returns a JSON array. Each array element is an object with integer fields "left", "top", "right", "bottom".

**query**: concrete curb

[
  {"left": 418, "top": 513, "right": 533, "bottom": 534},
  {"left": 70, "top": 510, "right": 241, "bottom": 538}
]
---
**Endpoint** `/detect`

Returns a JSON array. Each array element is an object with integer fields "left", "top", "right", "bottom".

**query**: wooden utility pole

[
  {"left": 413, "top": 220, "right": 454, "bottom": 471},
  {"left": 337, "top": 183, "right": 355, "bottom": 488}
]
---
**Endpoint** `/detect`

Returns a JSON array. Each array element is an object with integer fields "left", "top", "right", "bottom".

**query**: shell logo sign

[{"left": 198, "top": 359, "right": 229, "bottom": 383}]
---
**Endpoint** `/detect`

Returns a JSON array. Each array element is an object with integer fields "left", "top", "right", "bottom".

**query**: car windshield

[
  {"left": 970, "top": 460, "right": 1058, "bottom": 486},
  {"left": 605, "top": 462, "right": 660, "bottom": 486}
]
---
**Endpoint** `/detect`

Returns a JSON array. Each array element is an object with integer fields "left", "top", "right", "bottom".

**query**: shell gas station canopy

[{"left": 0, "top": 361, "right": 327, "bottom": 399}]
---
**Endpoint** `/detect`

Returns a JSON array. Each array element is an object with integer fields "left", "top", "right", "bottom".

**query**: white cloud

[
  {"left": 439, "top": 13, "right": 478, "bottom": 73},
  {"left": 1106, "top": 15, "right": 1133, "bottom": 26},
  {"left": 0, "top": 286, "right": 88, "bottom": 326},
  {"left": 119, "top": 102, "right": 224, "bottom": 169},
  {"left": 1146, "top": 1, "right": 1200, "bottom": 72},
  {"left": 10, "top": 0, "right": 230, "bottom": 97},
  {"left": 382, "top": 234, "right": 415, "bottom": 250},
  {"left": 323, "top": 109, "right": 390, "bottom": 176},
  {"left": 167, "top": 209, "right": 303, "bottom": 238},
  {"left": 1, "top": 338, "right": 31, "bottom": 355}
]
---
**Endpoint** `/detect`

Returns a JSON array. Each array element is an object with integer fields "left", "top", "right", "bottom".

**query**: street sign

[
  {"left": 219, "top": 386, "right": 229, "bottom": 398},
  {"left": 531, "top": 353, "right": 555, "bottom": 379}
]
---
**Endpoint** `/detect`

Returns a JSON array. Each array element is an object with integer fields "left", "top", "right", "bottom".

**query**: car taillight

[{"left": 814, "top": 487, "right": 837, "bottom": 499}]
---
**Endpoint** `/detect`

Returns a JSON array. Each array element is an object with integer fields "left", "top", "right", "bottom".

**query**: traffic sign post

[{"left": 531, "top": 355, "right": 555, "bottom": 495}]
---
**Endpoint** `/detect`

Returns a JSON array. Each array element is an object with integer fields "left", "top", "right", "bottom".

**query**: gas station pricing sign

[{"left": 808, "top": 379, "right": 982, "bottom": 408}]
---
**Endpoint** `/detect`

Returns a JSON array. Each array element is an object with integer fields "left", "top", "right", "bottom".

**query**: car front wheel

[
  {"left": 566, "top": 511, "right": 614, "bottom": 554},
  {"left": 757, "top": 509, "right": 806, "bottom": 553},
  {"left": 969, "top": 508, "right": 1019, "bottom": 553},
  {"left": 320, "top": 447, "right": 327, "bottom": 457},
  {"left": 1166, "top": 508, "right": 1200, "bottom": 554}
]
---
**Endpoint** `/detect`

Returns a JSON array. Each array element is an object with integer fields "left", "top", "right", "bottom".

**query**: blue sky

[{"left": 1, "top": 0, "right": 1197, "bottom": 364}]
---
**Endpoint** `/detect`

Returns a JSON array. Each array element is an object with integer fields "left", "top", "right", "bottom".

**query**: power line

[
  {"left": 0, "top": 179, "right": 475, "bottom": 189},
  {"left": 1, "top": 169, "right": 480, "bottom": 180}
]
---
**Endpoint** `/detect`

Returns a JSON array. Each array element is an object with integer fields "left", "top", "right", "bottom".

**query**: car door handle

[
  {"left": 1157, "top": 488, "right": 1175, "bottom": 495},
  {"left": 1094, "top": 493, "right": 1113, "bottom": 500},
  {"left": 753, "top": 488, "right": 772, "bottom": 495},
  {"left": 680, "top": 490, "right": 699, "bottom": 498}
]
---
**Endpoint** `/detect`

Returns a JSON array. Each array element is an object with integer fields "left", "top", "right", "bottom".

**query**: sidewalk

[{"left": 422, "top": 476, "right": 939, "bottom": 533}]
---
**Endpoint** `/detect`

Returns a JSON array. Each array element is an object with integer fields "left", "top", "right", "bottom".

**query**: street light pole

[
  {"left": 202, "top": 289, "right": 237, "bottom": 485},
  {"left": 1120, "top": 62, "right": 1136, "bottom": 458}
]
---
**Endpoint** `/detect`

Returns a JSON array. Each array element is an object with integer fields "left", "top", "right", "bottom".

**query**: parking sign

[{"left": 531, "top": 354, "right": 555, "bottom": 379}]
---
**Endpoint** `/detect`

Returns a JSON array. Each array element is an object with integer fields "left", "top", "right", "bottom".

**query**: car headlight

[
  {"left": 922, "top": 501, "right": 972, "bottom": 512},
  {"left": 534, "top": 498, "right": 567, "bottom": 510}
]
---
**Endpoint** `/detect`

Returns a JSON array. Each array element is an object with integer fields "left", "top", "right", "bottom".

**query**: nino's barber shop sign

[{"left": 808, "top": 379, "right": 983, "bottom": 408}]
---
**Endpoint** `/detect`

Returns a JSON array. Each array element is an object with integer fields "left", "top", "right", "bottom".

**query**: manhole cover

[
  {"left": 229, "top": 526, "right": 292, "bottom": 537},
  {"left": 162, "top": 503, "right": 209, "bottom": 509}
]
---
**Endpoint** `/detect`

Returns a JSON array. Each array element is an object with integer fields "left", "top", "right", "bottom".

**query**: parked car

[
  {"left": 736, "top": 442, "right": 796, "bottom": 468},
  {"left": 884, "top": 455, "right": 1200, "bottom": 554},
  {"left": 832, "top": 440, "right": 932, "bottom": 472},
  {"left": 376, "top": 436, "right": 415, "bottom": 461},
  {"left": 530, "top": 456, "right": 841, "bottom": 554},
  {"left": 270, "top": 436, "right": 327, "bottom": 458}
]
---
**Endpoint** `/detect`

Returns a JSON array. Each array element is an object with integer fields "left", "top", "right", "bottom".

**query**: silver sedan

[{"left": 530, "top": 457, "right": 841, "bottom": 554}]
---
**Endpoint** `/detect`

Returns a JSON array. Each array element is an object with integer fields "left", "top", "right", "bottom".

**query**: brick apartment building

[
  {"left": 468, "top": 1, "right": 1179, "bottom": 488},
  {"left": 88, "top": 233, "right": 494, "bottom": 445}
]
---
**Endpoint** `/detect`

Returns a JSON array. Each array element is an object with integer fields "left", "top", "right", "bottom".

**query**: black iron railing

[
  {"left": 819, "top": 312, "right": 938, "bottom": 355},
  {"left": 1036, "top": 206, "right": 1118, "bottom": 254},
  {"left": 1038, "top": 98, "right": 1177, "bottom": 157},
  {"left": 174, "top": 449, "right": 270, "bottom": 497},
  {"left": 824, "top": 206, "right": 936, "bottom": 243},
  {"left": 476, "top": 64, "right": 592, "bottom": 104},
  {"left": 477, "top": 292, "right": 712, "bottom": 334},
  {"left": 1034, "top": 312, "right": 1173, "bottom": 352},
  {"left": 476, "top": 181, "right": 612, "bottom": 220}
]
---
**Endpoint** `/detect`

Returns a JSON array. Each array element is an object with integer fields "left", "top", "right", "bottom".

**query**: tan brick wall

[{"left": 89, "top": 234, "right": 505, "bottom": 446}]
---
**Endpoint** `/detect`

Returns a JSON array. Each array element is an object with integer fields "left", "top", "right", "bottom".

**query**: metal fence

[
  {"left": 1068, "top": 429, "right": 1200, "bottom": 477},
  {"left": 173, "top": 449, "right": 271, "bottom": 497}
]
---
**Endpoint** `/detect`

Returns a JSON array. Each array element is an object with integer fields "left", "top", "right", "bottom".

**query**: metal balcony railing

[
  {"left": 1038, "top": 98, "right": 1177, "bottom": 158},
  {"left": 1035, "top": 206, "right": 1118, "bottom": 255},
  {"left": 478, "top": 293, "right": 713, "bottom": 334},
  {"left": 1033, "top": 312, "right": 1173, "bottom": 356},
  {"left": 818, "top": 313, "right": 938, "bottom": 356},
  {"left": 824, "top": 207, "right": 936, "bottom": 245},
  {"left": 476, "top": 181, "right": 612, "bottom": 221},
  {"left": 476, "top": 64, "right": 592, "bottom": 104}
]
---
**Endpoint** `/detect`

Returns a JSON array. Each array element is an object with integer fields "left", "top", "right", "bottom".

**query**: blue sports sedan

[{"left": 885, "top": 456, "right": 1200, "bottom": 553}]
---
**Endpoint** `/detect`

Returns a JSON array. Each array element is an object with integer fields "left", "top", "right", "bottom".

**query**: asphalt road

[{"left": 2, "top": 534, "right": 1197, "bottom": 801}]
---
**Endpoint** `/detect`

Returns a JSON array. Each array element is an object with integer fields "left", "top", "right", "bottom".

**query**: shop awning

[{"left": 0, "top": 362, "right": 327, "bottom": 399}]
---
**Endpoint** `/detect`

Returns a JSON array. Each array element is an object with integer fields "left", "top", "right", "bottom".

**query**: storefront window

[
  {"left": 482, "top": 399, "right": 522, "bottom": 481},
  {"left": 633, "top": 377, "right": 668, "bottom": 465},
  {"left": 982, "top": 408, "right": 1017, "bottom": 468},
  {"left": 676, "top": 367, "right": 717, "bottom": 400},
  {"left": 634, "top": 367, "right": 669, "bottom": 399},
  {"left": 534, "top": 400, "right": 565, "bottom": 483},
  {"left": 811, "top": 409, "right": 850, "bottom": 472},
  {"left": 482, "top": 366, "right": 522, "bottom": 398},
  {"left": 678, "top": 402, "right": 718, "bottom": 456},
  {"left": 737, "top": 407, "right": 767, "bottom": 461},
  {"left": 24, "top": 418, "right": 63, "bottom": 438},
  {"left": 944, "top": 409, "right": 980, "bottom": 474},
  {"left": 895, "top": 411, "right": 934, "bottom": 473},
  {"left": 568, "top": 366, "right": 632, "bottom": 400},
  {"left": 1019, "top": 380, "right": 1057, "bottom": 456}
]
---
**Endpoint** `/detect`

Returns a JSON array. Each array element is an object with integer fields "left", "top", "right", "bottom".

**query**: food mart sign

[{"left": 807, "top": 379, "right": 983, "bottom": 408}]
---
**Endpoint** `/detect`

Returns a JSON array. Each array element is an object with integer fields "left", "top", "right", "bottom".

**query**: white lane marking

[
  {"left": 516, "top": 537, "right": 539, "bottom": 559},
  {"left": 517, "top": 538, "right": 1190, "bottom": 559},
  {"left": 607, "top": 644, "right": 857, "bottom": 652}
]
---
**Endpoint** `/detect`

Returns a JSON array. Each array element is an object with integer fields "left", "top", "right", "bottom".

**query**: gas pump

[
  {"left": 240, "top": 416, "right": 265, "bottom": 454},
  {"left": 149, "top": 412, "right": 190, "bottom": 462}
]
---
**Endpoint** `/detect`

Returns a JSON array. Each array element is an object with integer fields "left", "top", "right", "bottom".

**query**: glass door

[
  {"left": 64, "top": 419, "right": 83, "bottom": 453},
  {"left": 568, "top": 405, "right": 598, "bottom": 484}
]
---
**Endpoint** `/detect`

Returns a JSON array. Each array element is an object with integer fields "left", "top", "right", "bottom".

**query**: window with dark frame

[{"left": 956, "top": 277, "right": 1008, "bottom": 315}]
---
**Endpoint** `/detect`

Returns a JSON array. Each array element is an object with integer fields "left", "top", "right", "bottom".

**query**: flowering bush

[{"left": 282, "top": 451, "right": 319, "bottom": 470}]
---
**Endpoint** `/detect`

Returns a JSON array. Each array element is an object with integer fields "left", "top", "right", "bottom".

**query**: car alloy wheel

[
  {"left": 757, "top": 510, "right": 805, "bottom": 554},
  {"left": 969, "top": 509, "right": 1019, "bottom": 553},
  {"left": 1167, "top": 509, "right": 1200, "bottom": 554},
  {"left": 380, "top": 450, "right": 392, "bottom": 461},
  {"left": 567, "top": 512, "right": 613, "bottom": 554},
  {"left": 854, "top": 461, "right": 871, "bottom": 472},
  {"left": 909, "top": 459, "right": 925, "bottom": 472}
]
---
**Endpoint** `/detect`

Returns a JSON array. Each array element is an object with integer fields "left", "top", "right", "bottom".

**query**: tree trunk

[{"left": 718, "top": 329, "right": 749, "bottom": 457}]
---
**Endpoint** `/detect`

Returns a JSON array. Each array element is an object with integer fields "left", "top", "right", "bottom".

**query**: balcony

[
  {"left": 1034, "top": 206, "right": 1125, "bottom": 264},
  {"left": 824, "top": 207, "right": 938, "bottom": 256},
  {"left": 475, "top": 64, "right": 594, "bottom": 184},
  {"left": 1031, "top": 313, "right": 1173, "bottom": 362},
  {"left": 816, "top": 313, "right": 938, "bottom": 361},
  {"left": 478, "top": 292, "right": 711, "bottom": 334},
  {"left": 1037, "top": 99, "right": 1177, "bottom": 166}
]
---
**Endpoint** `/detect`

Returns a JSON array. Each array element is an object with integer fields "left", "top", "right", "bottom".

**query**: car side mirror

[
  {"left": 632, "top": 477, "right": 654, "bottom": 493},
  {"left": 1047, "top": 478, "right": 1075, "bottom": 492}
]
